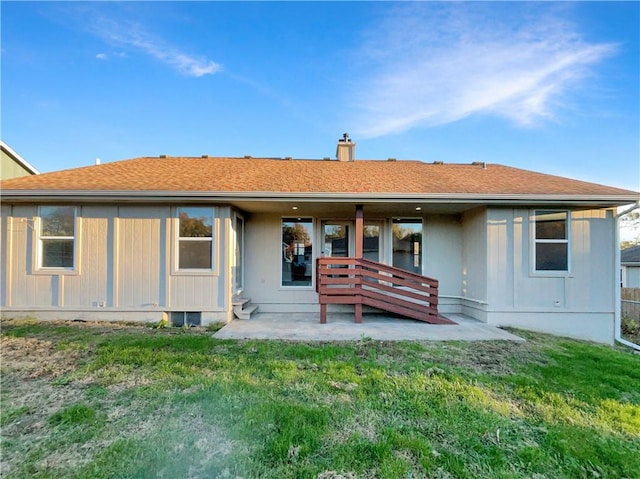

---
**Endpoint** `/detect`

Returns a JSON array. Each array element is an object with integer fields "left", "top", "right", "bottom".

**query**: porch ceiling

[{"left": 230, "top": 199, "right": 481, "bottom": 216}]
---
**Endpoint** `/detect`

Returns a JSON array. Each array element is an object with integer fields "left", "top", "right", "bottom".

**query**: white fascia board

[{"left": 1, "top": 189, "right": 638, "bottom": 207}]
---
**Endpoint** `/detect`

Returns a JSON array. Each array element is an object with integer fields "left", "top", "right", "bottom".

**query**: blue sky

[{"left": 2, "top": 1, "right": 639, "bottom": 192}]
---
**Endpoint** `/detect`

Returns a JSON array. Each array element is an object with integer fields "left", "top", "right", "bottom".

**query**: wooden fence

[{"left": 621, "top": 288, "right": 640, "bottom": 321}]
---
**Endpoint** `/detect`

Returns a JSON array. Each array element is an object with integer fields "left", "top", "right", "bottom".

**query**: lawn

[{"left": 1, "top": 319, "right": 639, "bottom": 479}]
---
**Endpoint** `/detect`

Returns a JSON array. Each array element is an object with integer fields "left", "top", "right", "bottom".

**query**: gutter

[
  {"left": 1, "top": 189, "right": 638, "bottom": 206},
  {"left": 614, "top": 201, "right": 640, "bottom": 351}
]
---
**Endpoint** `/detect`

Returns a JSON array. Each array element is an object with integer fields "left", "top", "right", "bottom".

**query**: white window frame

[
  {"left": 531, "top": 209, "right": 570, "bottom": 275},
  {"left": 34, "top": 206, "right": 80, "bottom": 275},
  {"left": 173, "top": 206, "right": 218, "bottom": 275},
  {"left": 281, "top": 216, "right": 315, "bottom": 289}
]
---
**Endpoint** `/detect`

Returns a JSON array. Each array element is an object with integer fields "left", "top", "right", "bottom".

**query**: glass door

[
  {"left": 322, "top": 221, "right": 383, "bottom": 261},
  {"left": 363, "top": 222, "right": 381, "bottom": 262},
  {"left": 322, "top": 222, "right": 351, "bottom": 258}
]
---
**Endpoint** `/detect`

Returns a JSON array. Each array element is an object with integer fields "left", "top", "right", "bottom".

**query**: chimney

[{"left": 336, "top": 133, "right": 356, "bottom": 162}]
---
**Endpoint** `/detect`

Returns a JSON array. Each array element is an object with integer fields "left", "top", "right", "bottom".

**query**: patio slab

[{"left": 213, "top": 312, "right": 524, "bottom": 342}]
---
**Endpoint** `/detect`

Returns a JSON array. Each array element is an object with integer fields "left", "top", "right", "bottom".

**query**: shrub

[{"left": 621, "top": 317, "right": 639, "bottom": 336}]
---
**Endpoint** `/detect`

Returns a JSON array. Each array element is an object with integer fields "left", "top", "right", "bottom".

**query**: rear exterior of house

[{"left": 1, "top": 140, "right": 638, "bottom": 343}]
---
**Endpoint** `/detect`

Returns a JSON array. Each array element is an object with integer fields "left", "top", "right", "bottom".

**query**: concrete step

[
  {"left": 234, "top": 303, "right": 259, "bottom": 320},
  {"left": 232, "top": 296, "right": 251, "bottom": 307}
]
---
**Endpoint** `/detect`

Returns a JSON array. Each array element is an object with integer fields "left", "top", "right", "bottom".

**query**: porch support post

[
  {"left": 355, "top": 204, "right": 363, "bottom": 258},
  {"left": 354, "top": 204, "right": 364, "bottom": 323}
]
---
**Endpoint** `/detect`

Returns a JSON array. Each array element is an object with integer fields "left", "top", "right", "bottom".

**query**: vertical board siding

[
  {"left": 170, "top": 276, "right": 221, "bottom": 309},
  {"left": 1, "top": 205, "right": 9, "bottom": 305},
  {"left": 424, "top": 216, "right": 463, "bottom": 297},
  {"left": 63, "top": 207, "right": 113, "bottom": 307},
  {"left": 117, "top": 207, "right": 166, "bottom": 307},
  {"left": 8, "top": 205, "right": 53, "bottom": 307},
  {"left": 461, "top": 208, "right": 487, "bottom": 302},
  {"left": 2, "top": 204, "right": 227, "bottom": 313},
  {"left": 487, "top": 209, "right": 514, "bottom": 307},
  {"left": 488, "top": 208, "right": 613, "bottom": 311}
]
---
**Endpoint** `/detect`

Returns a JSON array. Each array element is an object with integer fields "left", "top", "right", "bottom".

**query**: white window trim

[
  {"left": 280, "top": 216, "right": 315, "bottom": 289},
  {"left": 33, "top": 206, "right": 81, "bottom": 275},
  {"left": 172, "top": 206, "right": 219, "bottom": 276},
  {"left": 531, "top": 209, "right": 571, "bottom": 276}
]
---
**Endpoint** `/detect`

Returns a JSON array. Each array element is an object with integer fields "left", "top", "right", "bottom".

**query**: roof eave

[{"left": 1, "top": 189, "right": 637, "bottom": 208}]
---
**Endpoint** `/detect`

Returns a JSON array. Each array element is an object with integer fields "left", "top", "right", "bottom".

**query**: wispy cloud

[
  {"left": 88, "top": 14, "right": 220, "bottom": 77},
  {"left": 350, "top": 3, "right": 617, "bottom": 137}
]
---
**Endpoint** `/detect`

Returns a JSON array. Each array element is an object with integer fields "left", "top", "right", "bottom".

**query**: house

[
  {"left": 1, "top": 136, "right": 638, "bottom": 344},
  {"left": 621, "top": 245, "right": 640, "bottom": 288},
  {"left": 1, "top": 141, "right": 39, "bottom": 180}
]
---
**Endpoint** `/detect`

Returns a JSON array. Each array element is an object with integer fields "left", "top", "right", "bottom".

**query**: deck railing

[{"left": 316, "top": 257, "right": 453, "bottom": 324}]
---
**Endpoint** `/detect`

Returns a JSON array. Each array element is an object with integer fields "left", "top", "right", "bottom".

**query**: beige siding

[
  {"left": 169, "top": 206, "right": 229, "bottom": 312},
  {"left": 116, "top": 207, "right": 166, "bottom": 307},
  {"left": 63, "top": 206, "right": 114, "bottom": 307},
  {"left": 0, "top": 205, "right": 9, "bottom": 305},
  {"left": 484, "top": 207, "right": 616, "bottom": 343},
  {"left": 1, "top": 204, "right": 228, "bottom": 322},
  {"left": 424, "top": 215, "right": 463, "bottom": 308},
  {"left": 245, "top": 213, "right": 319, "bottom": 312},
  {"left": 5, "top": 205, "right": 56, "bottom": 307},
  {"left": 461, "top": 207, "right": 488, "bottom": 305}
]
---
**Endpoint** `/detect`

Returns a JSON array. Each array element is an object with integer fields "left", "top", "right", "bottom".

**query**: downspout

[{"left": 614, "top": 201, "right": 640, "bottom": 351}]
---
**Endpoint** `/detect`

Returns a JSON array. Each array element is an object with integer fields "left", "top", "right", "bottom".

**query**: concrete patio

[{"left": 213, "top": 312, "right": 524, "bottom": 342}]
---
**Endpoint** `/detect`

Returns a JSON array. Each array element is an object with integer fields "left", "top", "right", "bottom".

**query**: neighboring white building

[
  {"left": 621, "top": 245, "right": 640, "bottom": 288},
  {"left": 1, "top": 137, "right": 638, "bottom": 344}
]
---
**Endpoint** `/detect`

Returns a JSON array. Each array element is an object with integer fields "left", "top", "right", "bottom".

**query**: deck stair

[
  {"left": 232, "top": 295, "right": 259, "bottom": 320},
  {"left": 316, "top": 257, "right": 453, "bottom": 324}
]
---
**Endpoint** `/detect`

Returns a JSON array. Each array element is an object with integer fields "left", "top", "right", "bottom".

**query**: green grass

[{"left": 1, "top": 319, "right": 639, "bottom": 479}]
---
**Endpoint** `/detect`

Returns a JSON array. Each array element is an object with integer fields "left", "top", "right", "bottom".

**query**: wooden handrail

[{"left": 316, "top": 257, "right": 453, "bottom": 324}]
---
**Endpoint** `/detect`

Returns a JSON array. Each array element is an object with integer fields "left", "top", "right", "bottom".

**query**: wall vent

[{"left": 170, "top": 312, "right": 202, "bottom": 327}]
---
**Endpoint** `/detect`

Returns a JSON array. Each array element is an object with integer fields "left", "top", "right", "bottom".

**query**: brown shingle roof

[{"left": 0, "top": 156, "right": 637, "bottom": 199}]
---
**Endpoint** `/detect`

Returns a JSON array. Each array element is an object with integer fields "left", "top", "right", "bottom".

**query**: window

[
  {"left": 39, "top": 206, "right": 76, "bottom": 269},
  {"left": 392, "top": 219, "right": 422, "bottom": 274},
  {"left": 533, "top": 210, "right": 569, "bottom": 272},
  {"left": 282, "top": 218, "right": 313, "bottom": 287},
  {"left": 177, "top": 207, "right": 214, "bottom": 270}
]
